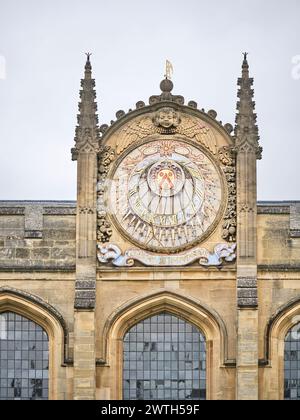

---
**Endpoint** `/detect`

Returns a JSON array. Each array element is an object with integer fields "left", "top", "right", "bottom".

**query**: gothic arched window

[
  {"left": 0, "top": 312, "right": 49, "bottom": 400},
  {"left": 284, "top": 322, "right": 300, "bottom": 400},
  {"left": 123, "top": 312, "right": 206, "bottom": 400}
]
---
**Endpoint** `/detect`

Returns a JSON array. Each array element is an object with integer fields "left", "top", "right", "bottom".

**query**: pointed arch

[
  {"left": 100, "top": 289, "right": 229, "bottom": 400},
  {"left": 262, "top": 295, "right": 300, "bottom": 400},
  {"left": 0, "top": 287, "right": 68, "bottom": 400},
  {"left": 264, "top": 295, "right": 300, "bottom": 363}
]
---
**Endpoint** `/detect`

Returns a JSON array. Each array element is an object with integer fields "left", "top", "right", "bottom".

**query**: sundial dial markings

[
  {"left": 147, "top": 191, "right": 157, "bottom": 212},
  {"left": 110, "top": 139, "right": 222, "bottom": 251},
  {"left": 171, "top": 228, "right": 176, "bottom": 245},
  {"left": 182, "top": 225, "right": 189, "bottom": 242},
  {"left": 162, "top": 194, "right": 168, "bottom": 216},
  {"left": 154, "top": 194, "right": 163, "bottom": 215},
  {"left": 122, "top": 209, "right": 132, "bottom": 222}
]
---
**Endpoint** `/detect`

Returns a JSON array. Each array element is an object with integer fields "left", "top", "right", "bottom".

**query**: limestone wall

[
  {"left": 0, "top": 201, "right": 76, "bottom": 270},
  {"left": 257, "top": 202, "right": 300, "bottom": 267},
  {"left": 0, "top": 200, "right": 299, "bottom": 399},
  {"left": 0, "top": 202, "right": 76, "bottom": 399}
]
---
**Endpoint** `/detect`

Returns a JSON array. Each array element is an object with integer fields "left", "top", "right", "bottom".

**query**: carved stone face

[{"left": 154, "top": 107, "right": 180, "bottom": 129}]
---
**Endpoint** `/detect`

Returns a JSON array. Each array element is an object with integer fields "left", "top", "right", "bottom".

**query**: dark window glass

[
  {"left": 284, "top": 322, "right": 300, "bottom": 400},
  {"left": 0, "top": 312, "right": 48, "bottom": 400},
  {"left": 123, "top": 312, "right": 206, "bottom": 400}
]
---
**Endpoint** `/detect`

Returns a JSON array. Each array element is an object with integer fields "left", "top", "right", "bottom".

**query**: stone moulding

[
  {"left": 0, "top": 286, "right": 71, "bottom": 364},
  {"left": 237, "top": 277, "right": 258, "bottom": 308},
  {"left": 263, "top": 295, "right": 300, "bottom": 365},
  {"left": 257, "top": 206, "right": 290, "bottom": 215},
  {"left": 97, "top": 243, "right": 236, "bottom": 268},
  {"left": 0, "top": 265, "right": 76, "bottom": 272},
  {"left": 99, "top": 289, "right": 234, "bottom": 371},
  {"left": 0, "top": 207, "right": 25, "bottom": 215}
]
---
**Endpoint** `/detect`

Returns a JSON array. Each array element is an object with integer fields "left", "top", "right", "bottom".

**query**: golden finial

[{"left": 164, "top": 59, "right": 174, "bottom": 80}]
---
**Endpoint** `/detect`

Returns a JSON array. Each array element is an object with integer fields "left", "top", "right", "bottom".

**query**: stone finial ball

[{"left": 160, "top": 78, "right": 173, "bottom": 93}]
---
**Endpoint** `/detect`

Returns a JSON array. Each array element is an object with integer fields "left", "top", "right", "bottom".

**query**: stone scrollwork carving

[
  {"left": 97, "top": 146, "right": 115, "bottom": 243},
  {"left": 98, "top": 244, "right": 135, "bottom": 267},
  {"left": 97, "top": 243, "right": 236, "bottom": 267},
  {"left": 218, "top": 146, "right": 235, "bottom": 166},
  {"left": 98, "top": 145, "right": 115, "bottom": 178},
  {"left": 219, "top": 146, "right": 237, "bottom": 243}
]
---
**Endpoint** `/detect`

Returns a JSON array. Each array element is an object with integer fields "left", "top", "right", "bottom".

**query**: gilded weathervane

[{"left": 164, "top": 59, "right": 174, "bottom": 80}]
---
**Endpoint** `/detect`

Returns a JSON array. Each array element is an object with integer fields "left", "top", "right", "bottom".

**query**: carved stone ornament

[
  {"left": 153, "top": 107, "right": 181, "bottom": 134},
  {"left": 114, "top": 112, "right": 217, "bottom": 155},
  {"left": 72, "top": 127, "right": 99, "bottom": 160},
  {"left": 97, "top": 146, "right": 115, "bottom": 243},
  {"left": 97, "top": 243, "right": 236, "bottom": 267},
  {"left": 218, "top": 146, "right": 237, "bottom": 242},
  {"left": 79, "top": 207, "right": 94, "bottom": 214}
]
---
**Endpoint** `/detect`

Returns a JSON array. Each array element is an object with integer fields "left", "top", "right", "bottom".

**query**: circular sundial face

[{"left": 109, "top": 139, "right": 223, "bottom": 252}]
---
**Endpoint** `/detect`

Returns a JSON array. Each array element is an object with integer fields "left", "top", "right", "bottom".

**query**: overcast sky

[{"left": 0, "top": 0, "right": 299, "bottom": 201}]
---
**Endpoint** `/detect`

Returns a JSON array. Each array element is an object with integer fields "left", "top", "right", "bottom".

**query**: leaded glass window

[
  {"left": 284, "top": 322, "right": 300, "bottom": 400},
  {"left": 0, "top": 312, "right": 49, "bottom": 400},
  {"left": 123, "top": 312, "right": 206, "bottom": 400}
]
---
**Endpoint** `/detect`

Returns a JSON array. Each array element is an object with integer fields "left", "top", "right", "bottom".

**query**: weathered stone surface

[
  {"left": 75, "top": 290, "right": 95, "bottom": 299},
  {"left": 0, "top": 207, "right": 25, "bottom": 215},
  {"left": 257, "top": 205, "right": 290, "bottom": 215},
  {"left": 31, "top": 248, "right": 50, "bottom": 259},
  {"left": 24, "top": 205, "right": 43, "bottom": 238},
  {"left": 0, "top": 204, "right": 76, "bottom": 270},
  {"left": 15, "top": 248, "right": 30, "bottom": 259},
  {"left": 75, "top": 280, "right": 95, "bottom": 289},
  {"left": 51, "top": 247, "right": 75, "bottom": 259},
  {"left": 238, "top": 297, "right": 258, "bottom": 307},
  {"left": 0, "top": 215, "right": 24, "bottom": 229},
  {"left": 25, "top": 230, "right": 43, "bottom": 239},
  {"left": 238, "top": 278, "right": 257, "bottom": 288},
  {"left": 237, "top": 288, "right": 257, "bottom": 298},
  {"left": 44, "top": 207, "right": 76, "bottom": 215}
]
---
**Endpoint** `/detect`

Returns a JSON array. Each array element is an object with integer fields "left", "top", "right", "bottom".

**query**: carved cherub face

[{"left": 154, "top": 107, "right": 180, "bottom": 129}]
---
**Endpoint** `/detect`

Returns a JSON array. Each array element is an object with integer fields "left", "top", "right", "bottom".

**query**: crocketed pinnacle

[
  {"left": 72, "top": 53, "right": 100, "bottom": 160},
  {"left": 235, "top": 53, "right": 262, "bottom": 159}
]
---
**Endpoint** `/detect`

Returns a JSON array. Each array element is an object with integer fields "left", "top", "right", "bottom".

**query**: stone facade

[{"left": 0, "top": 56, "right": 299, "bottom": 400}]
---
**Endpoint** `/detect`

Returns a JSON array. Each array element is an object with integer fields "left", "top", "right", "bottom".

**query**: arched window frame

[
  {"left": 0, "top": 287, "right": 67, "bottom": 400},
  {"left": 101, "top": 290, "right": 228, "bottom": 400},
  {"left": 263, "top": 296, "right": 300, "bottom": 400}
]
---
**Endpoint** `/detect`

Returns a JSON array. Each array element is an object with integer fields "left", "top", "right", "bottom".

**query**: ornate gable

[{"left": 96, "top": 77, "right": 236, "bottom": 268}]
